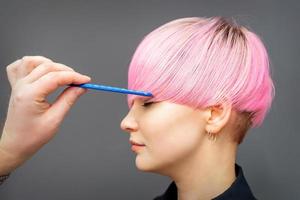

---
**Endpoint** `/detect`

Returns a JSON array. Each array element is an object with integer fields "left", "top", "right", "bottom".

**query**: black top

[{"left": 153, "top": 163, "right": 257, "bottom": 200}]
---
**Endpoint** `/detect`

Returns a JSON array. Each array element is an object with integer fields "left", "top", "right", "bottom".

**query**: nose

[{"left": 120, "top": 113, "right": 138, "bottom": 133}]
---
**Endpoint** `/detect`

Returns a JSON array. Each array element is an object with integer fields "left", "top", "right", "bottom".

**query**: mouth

[
  {"left": 129, "top": 140, "right": 146, "bottom": 152},
  {"left": 129, "top": 140, "right": 145, "bottom": 146}
]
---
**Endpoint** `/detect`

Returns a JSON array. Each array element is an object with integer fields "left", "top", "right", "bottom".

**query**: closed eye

[{"left": 142, "top": 101, "right": 154, "bottom": 107}]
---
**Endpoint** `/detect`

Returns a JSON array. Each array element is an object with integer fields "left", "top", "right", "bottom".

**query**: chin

[
  {"left": 135, "top": 155, "right": 157, "bottom": 172},
  {"left": 134, "top": 155, "right": 167, "bottom": 175}
]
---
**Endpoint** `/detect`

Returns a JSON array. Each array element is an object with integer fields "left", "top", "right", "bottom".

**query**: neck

[{"left": 170, "top": 142, "right": 237, "bottom": 200}]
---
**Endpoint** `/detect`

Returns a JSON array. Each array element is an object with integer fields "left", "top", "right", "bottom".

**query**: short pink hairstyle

[{"left": 126, "top": 16, "right": 275, "bottom": 144}]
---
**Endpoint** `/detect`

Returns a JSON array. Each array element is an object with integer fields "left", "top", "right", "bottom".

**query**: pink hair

[{"left": 126, "top": 16, "right": 275, "bottom": 129}]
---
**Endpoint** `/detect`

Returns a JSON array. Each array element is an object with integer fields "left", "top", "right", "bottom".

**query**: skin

[
  {"left": 120, "top": 98, "right": 239, "bottom": 200},
  {"left": 0, "top": 56, "right": 91, "bottom": 175}
]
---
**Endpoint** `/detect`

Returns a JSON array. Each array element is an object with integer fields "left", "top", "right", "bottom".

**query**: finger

[
  {"left": 45, "top": 87, "right": 87, "bottom": 126},
  {"left": 17, "top": 56, "right": 53, "bottom": 79},
  {"left": 31, "top": 71, "right": 91, "bottom": 99},
  {"left": 24, "top": 62, "right": 75, "bottom": 83},
  {"left": 6, "top": 59, "right": 22, "bottom": 86}
]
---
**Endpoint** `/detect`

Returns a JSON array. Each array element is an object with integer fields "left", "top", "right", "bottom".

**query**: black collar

[{"left": 153, "top": 163, "right": 257, "bottom": 200}]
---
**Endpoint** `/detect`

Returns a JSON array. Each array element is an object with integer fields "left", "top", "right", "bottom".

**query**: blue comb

[{"left": 69, "top": 83, "right": 153, "bottom": 97}]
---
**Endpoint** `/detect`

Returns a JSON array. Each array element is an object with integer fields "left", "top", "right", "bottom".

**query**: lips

[
  {"left": 129, "top": 140, "right": 145, "bottom": 146},
  {"left": 130, "top": 140, "right": 146, "bottom": 152}
]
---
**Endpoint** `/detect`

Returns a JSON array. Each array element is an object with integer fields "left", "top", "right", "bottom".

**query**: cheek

[
  {"left": 144, "top": 109, "right": 203, "bottom": 150},
  {"left": 137, "top": 112, "right": 204, "bottom": 171},
  {"left": 156, "top": 127, "right": 201, "bottom": 161}
]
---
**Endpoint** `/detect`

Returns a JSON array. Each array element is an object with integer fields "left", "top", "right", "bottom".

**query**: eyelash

[{"left": 142, "top": 102, "right": 154, "bottom": 107}]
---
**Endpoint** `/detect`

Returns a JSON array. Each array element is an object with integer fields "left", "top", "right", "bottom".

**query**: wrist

[{"left": 0, "top": 142, "right": 23, "bottom": 175}]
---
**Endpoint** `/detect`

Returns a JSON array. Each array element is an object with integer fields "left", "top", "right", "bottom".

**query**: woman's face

[{"left": 120, "top": 97, "right": 208, "bottom": 175}]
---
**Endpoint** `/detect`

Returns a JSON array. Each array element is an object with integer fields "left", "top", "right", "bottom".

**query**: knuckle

[
  {"left": 6, "top": 59, "right": 21, "bottom": 73},
  {"left": 6, "top": 64, "right": 13, "bottom": 74},
  {"left": 21, "top": 56, "right": 30, "bottom": 61},
  {"left": 39, "top": 62, "right": 54, "bottom": 71},
  {"left": 21, "top": 56, "right": 29, "bottom": 60},
  {"left": 22, "top": 56, "right": 53, "bottom": 66},
  {"left": 37, "top": 71, "right": 57, "bottom": 84},
  {"left": 46, "top": 71, "right": 58, "bottom": 80},
  {"left": 21, "top": 56, "right": 35, "bottom": 65},
  {"left": 14, "top": 89, "right": 28, "bottom": 102}
]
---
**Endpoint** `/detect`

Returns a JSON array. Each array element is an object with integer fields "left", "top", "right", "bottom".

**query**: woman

[
  {"left": 0, "top": 16, "right": 275, "bottom": 200},
  {"left": 120, "top": 16, "right": 275, "bottom": 199}
]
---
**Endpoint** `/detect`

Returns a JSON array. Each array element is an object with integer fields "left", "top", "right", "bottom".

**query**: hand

[{"left": 0, "top": 56, "right": 91, "bottom": 174}]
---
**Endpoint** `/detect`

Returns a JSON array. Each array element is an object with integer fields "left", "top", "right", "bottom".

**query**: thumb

[{"left": 47, "top": 87, "right": 87, "bottom": 124}]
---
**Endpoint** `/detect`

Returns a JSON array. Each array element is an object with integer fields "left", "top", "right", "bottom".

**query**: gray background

[{"left": 0, "top": 0, "right": 299, "bottom": 199}]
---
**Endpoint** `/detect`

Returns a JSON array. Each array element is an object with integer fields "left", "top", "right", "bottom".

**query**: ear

[{"left": 204, "top": 101, "right": 232, "bottom": 134}]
